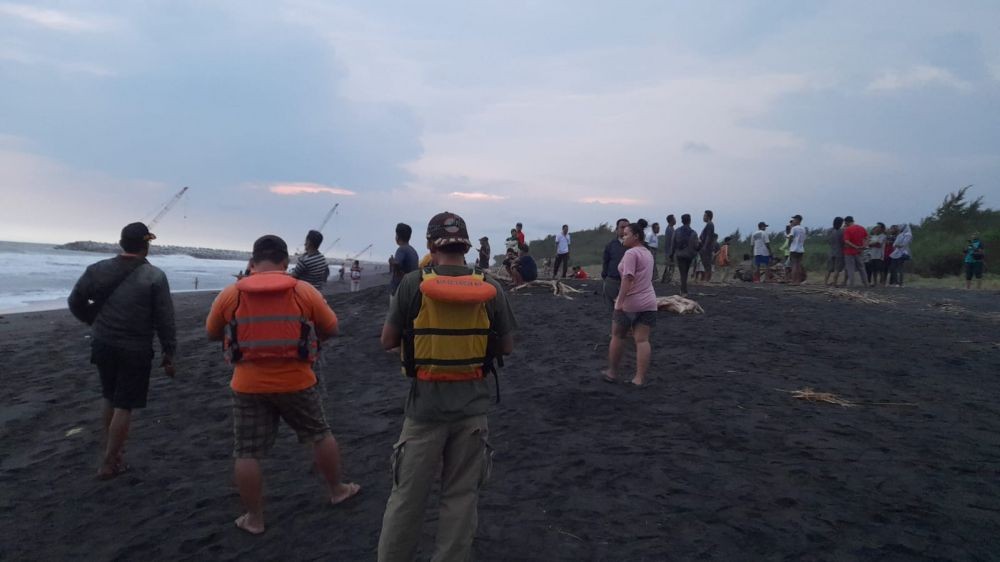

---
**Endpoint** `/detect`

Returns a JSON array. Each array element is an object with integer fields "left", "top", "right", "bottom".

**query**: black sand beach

[{"left": 2, "top": 277, "right": 999, "bottom": 560}]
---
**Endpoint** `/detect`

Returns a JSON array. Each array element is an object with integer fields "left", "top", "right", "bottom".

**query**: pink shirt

[{"left": 617, "top": 247, "right": 658, "bottom": 312}]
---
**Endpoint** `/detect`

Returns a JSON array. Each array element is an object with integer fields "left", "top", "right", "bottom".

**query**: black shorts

[
  {"left": 91, "top": 341, "right": 154, "bottom": 410},
  {"left": 612, "top": 309, "right": 658, "bottom": 329},
  {"left": 966, "top": 261, "right": 984, "bottom": 280}
]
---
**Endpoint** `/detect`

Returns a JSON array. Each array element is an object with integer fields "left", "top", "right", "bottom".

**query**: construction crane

[
  {"left": 317, "top": 203, "right": 339, "bottom": 232},
  {"left": 147, "top": 186, "right": 189, "bottom": 229},
  {"left": 321, "top": 237, "right": 341, "bottom": 253},
  {"left": 347, "top": 243, "right": 373, "bottom": 261}
]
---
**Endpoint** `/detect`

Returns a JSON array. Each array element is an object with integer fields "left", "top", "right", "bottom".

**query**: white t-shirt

[
  {"left": 789, "top": 225, "right": 807, "bottom": 253},
  {"left": 555, "top": 233, "right": 571, "bottom": 254},
  {"left": 751, "top": 230, "right": 770, "bottom": 257},
  {"left": 646, "top": 232, "right": 659, "bottom": 249}
]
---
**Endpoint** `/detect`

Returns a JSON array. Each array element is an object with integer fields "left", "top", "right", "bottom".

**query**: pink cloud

[
  {"left": 579, "top": 197, "right": 647, "bottom": 206},
  {"left": 269, "top": 182, "right": 356, "bottom": 196},
  {"left": 449, "top": 191, "right": 506, "bottom": 201}
]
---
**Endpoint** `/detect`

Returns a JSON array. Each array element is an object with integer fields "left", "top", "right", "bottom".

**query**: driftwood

[
  {"left": 786, "top": 286, "right": 891, "bottom": 304},
  {"left": 509, "top": 280, "right": 585, "bottom": 299},
  {"left": 655, "top": 295, "right": 705, "bottom": 315},
  {"left": 776, "top": 387, "right": 917, "bottom": 408}
]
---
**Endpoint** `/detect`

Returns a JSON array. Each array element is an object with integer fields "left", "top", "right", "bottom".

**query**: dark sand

[{"left": 2, "top": 276, "right": 999, "bottom": 561}]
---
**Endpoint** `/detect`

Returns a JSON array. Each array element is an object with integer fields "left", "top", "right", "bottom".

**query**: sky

[{"left": 1, "top": 1, "right": 999, "bottom": 258}]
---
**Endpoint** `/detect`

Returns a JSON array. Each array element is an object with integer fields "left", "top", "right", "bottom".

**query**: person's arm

[
  {"left": 152, "top": 273, "right": 177, "bottom": 375},
  {"left": 616, "top": 275, "right": 634, "bottom": 310},
  {"left": 67, "top": 268, "right": 94, "bottom": 324},
  {"left": 290, "top": 257, "right": 305, "bottom": 278},
  {"left": 305, "top": 285, "right": 338, "bottom": 340},
  {"left": 380, "top": 286, "right": 406, "bottom": 349},
  {"left": 601, "top": 242, "right": 611, "bottom": 278},
  {"left": 205, "top": 287, "right": 235, "bottom": 342},
  {"left": 381, "top": 323, "right": 401, "bottom": 350}
]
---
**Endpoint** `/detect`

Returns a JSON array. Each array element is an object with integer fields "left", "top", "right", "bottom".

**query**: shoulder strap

[{"left": 85, "top": 258, "right": 147, "bottom": 325}]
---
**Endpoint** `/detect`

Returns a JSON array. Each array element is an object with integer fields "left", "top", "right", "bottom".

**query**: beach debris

[
  {"left": 776, "top": 387, "right": 918, "bottom": 408},
  {"left": 930, "top": 300, "right": 966, "bottom": 314},
  {"left": 655, "top": 295, "right": 704, "bottom": 314},
  {"left": 510, "top": 280, "right": 585, "bottom": 299},
  {"left": 65, "top": 427, "right": 83, "bottom": 437},
  {"left": 787, "top": 287, "right": 891, "bottom": 304}
]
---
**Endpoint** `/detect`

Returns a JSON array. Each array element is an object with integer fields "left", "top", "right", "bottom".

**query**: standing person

[
  {"left": 389, "top": 223, "right": 420, "bottom": 299},
  {"left": 603, "top": 219, "right": 657, "bottom": 387},
  {"left": 68, "top": 222, "right": 176, "bottom": 480},
  {"left": 646, "top": 222, "right": 660, "bottom": 280},
  {"left": 824, "top": 217, "right": 846, "bottom": 287},
  {"left": 699, "top": 210, "right": 716, "bottom": 284},
  {"left": 350, "top": 260, "right": 362, "bottom": 292},
  {"left": 504, "top": 229, "right": 519, "bottom": 252},
  {"left": 477, "top": 236, "right": 491, "bottom": 270},
  {"left": 964, "top": 234, "right": 987, "bottom": 289},
  {"left": 672, "top": 214, "right": 699, "bottom": 296},
  {"left": 660, "top": 214, "right": 677, "bottom": 283},
  {"left": 601, "top": 218, "right": 630, "bottom": 309},
  {"left": 751, "top": 221, "right": 771, "bottom": 282},
  {"left": 865, "top": 223, "right": 886, "bottom": 285},
  {"left": 206, "top": 235, "right": 359, "bottom": 535},
  {"left": 714, "top": 236, "right": 732, "bottom": 282},
  {"left": 842, "top": 216, "right": 869, "bottom": 288},
  {"left": 788, "top": 214, "right": 807, "bottom": 285},
  {"left": 377, "top": 211, "right": 516, "bottom": 562},
  {"left": 290, "top": 230, "right": 330, "bottom": 290},
  {"left": 888, "top": 224, "right": 913, "bottom": 287},
  {"left": 881, "top": 226, "right": 897, "bottom": 286},
  {"left": 515, "top": 222, "right": 526, "bottom": 248},
  {"left": 553, "top": 225, "right": 571, "bottom": 278}
]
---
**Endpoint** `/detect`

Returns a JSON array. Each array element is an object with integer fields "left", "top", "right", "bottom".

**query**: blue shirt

[
  {"left": 391, "top": 244, "right": 420, "bottom": 295},
  {"left": 516, "top": 255, "right": 538, "bottom": 282}
]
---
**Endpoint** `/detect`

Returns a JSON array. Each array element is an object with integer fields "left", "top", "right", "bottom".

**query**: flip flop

[
  {"left": 234, "top": 513, "right": 265, "bottom": 535},
  {"left": 330, "top": 482, "right": 362, "bottom": 506}
]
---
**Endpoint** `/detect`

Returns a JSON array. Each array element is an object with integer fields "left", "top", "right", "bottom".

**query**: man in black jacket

[
  {"left": 68, "top": 222, "right": 176, "bottom": 479},
  {"left": 601, "top": 218, "right": 630, "bottom": 309}
]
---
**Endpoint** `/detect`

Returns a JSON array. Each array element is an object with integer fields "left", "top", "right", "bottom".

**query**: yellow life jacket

[{"left": 401, "top": 267, "right": 498, "bottom": 382}]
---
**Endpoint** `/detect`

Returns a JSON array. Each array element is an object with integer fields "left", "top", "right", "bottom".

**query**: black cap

[
  {"left": 758, "top": 221, "right": 768, "bottom": 228},
  {"left": 252, "top": 234, "right": 289, "bottom": 262},
  {"left": 791, "top": 214, "right": 803, "bottom": 221},
  {"left": 844, "top": 215, "right": 854, "bottom": 223},
  {"left": 121, "top": 222, "right": 156, "bottom": 242},
  {"left": 426, "top": 211, "right": 472, "bottom": 248}
]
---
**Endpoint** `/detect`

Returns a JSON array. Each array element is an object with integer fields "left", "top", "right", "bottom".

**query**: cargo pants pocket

[
  {"left": 389, "top": 439, "right": 406, "bottom": 489},
  {"left": 477, "top": 434, "right": 495, "bottom": 490}
]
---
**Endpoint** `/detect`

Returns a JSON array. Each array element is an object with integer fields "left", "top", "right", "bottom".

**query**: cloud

[
  {"left": 579, "top": 197, "right": 647, "bottom": 206},
  {"left": 0, "top": 3, "right": 108, "bottom": 32},
  {"left": 269, "top": 182, "right": 357, "bottom": 196},
  {"left": 0, "top": 47, "right": 115, "bottom": 76},
  {"left": 867, "top": 65, "right": 973, "bottom": 93},
  {"left": 683, "top": 141, "right": 713, "bottom": 154},
  {"left": 449, "top": 191, "right": 506, "bottom": 201}
]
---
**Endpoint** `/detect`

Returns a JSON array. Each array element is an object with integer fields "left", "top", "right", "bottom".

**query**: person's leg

[
  {"left": 232, "top": 392, "right": 278, "bottom": 534},
  {"left": 234, "top": 458, "right": 265, "bottom": 533},
  {"left": 677, "top": 258, "right": 690, "bottom": 295},
  {"left": 552, "top": 253, "right": 564, "bottom": 278},
  {"left": 888, "top": 258, "right": 900, "bottom": 286},
  {"left": 606, "top": 315, "right": 628, "bottom": 379},
  {"left": 313, "top": 434, "right": 360, "bottom": 503},
  {"left": 378, "top": 419, "right": 449, "bottom": 562},
  {"left": 650, "top": 253, "right": 659, "bottom": 281},
  {"left": 844, "top": 255, "right": 857, "bottom": 286},
  {"left": 631, "top": 323, "right": 652, "bottom": 386},
  {"left": 98, "top": 407, "right": 132, "bottom": 477},
  {"left": 434, "top": 416, "right": 490, "bottom": 562}
]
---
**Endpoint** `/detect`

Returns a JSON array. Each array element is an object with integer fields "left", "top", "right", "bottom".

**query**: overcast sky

[{"left": 1, "top": 1, "right": 998, "bottom": 258}]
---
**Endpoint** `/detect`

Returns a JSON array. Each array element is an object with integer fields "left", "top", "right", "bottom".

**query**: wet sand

[{"left": 1, "top": 276, "right": 999, "bottom": 560}]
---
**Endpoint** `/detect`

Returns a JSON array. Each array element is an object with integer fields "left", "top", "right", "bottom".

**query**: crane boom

[
  {"left": 321, "top": 237, "right": 341, "bottom": 253},
  {"left": 148, "top": 186, "right": 189, "bottom": 229},
  {"left": 317, "top": 203, "right": 340, "bottom": 232},
  {"left": 348, "top": 243, "right": 373, "bottom": 260}
]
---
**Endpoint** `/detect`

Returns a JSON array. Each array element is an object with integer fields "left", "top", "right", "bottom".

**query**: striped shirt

[{"left": 291, "top": 252, "right": 330, "bottom": 290}]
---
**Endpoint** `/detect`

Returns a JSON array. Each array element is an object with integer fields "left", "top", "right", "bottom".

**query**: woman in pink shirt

[{"left": 603, "top": 219, "right": 658, "bottom": 386}]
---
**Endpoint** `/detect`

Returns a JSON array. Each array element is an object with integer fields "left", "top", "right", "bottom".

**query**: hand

[{"left": 161, "top": 354, "right": 176, "bottom": 378}]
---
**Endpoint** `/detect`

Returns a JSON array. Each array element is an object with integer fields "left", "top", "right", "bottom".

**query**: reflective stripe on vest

[{"left": 223, "top": 273, "right": 318, "bottom": 364}]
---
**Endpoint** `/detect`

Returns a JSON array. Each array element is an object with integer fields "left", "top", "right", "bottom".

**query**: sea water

[{"left": 0, "top": 241, "right": 250, "bottom": 314}]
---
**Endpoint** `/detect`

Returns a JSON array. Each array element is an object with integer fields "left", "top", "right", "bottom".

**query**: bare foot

[
  {"left": 96, "top": 461, "right": 130, "bottom": 480},
  {"left": 629, "top": 377, "right": 649, "bottom": 387},
  {"left": 330, "top": 482, "right": 361, "bottom": 506},
  {"left": 235, "top": 513, "right": 265, "bottom": 535}
]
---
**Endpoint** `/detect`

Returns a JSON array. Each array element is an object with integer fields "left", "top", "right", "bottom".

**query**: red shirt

[
  {"left": 573, "top": 270, "right": 588, "bottom": 279},
  {"left": 842, "top": 224, "right": 867, "bottom": 256},
  {"left": 516, "top": 230, "right": 525, "bottom": 246}
]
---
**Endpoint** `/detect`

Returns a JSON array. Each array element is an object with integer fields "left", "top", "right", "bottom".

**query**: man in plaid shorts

[{"left": 206, "top": 234, "right": 360, "bottom": 535}]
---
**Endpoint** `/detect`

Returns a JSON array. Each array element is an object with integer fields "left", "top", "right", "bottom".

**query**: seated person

[
  {"left": 502, "top": 248, "right": 517, "bottom": 277},
  {"left": 511, "top": 250, "right": 538, "bottom": 286},
  {"left": 734, "top": 253, "right": 754, "bottom": 282},
  {"left": 571, "top": 265, "right": 589, "bottom": 279}
]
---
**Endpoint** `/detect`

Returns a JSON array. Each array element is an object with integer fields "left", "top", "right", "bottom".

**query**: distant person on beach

[
  {"left": 964, "top": 234, "right": 986, "bottom": 289},
  {"left": 502, "top": 248, "right": 516, "bottom": 277},
  {"left": 842, "top": 216, "right": 869, "bottom": 288},
  {"left": 672, "top": 213, "right": 699, "bottom": 296},
  {"left": 824, "top": 217, "right": 845, "bottom": 287},
  {"left": 338, "top": 265, "right": 345, "bottom": 282},
  {"left": 604, "top": 219, "right": 657, "bottom": 387},
  {"left": 881, "top": 226, "right": 896, "bottom": 286},
  {"left": 601, "top": 218, "right": 630, "bottom": 308},
  {"left": 646, "top": 222, "right": 660, "bottom": 280},
  {"left": 505, "top": 229, "right": 519, "bottom": 252},
  {"left": 206, "top": 234, "right": 358, "bottom": 535},
  {"left": 511, "top": 246, "right": 538, "bottom": 286},
  {"left": 389, "top": 223, "right": 419, "bottom": 298},
  {"left": 714, "top": 235, "right": 731, "bottom": 282},
  {"left": 572, "top": 265, "right": 589, "bottom": 279},
  {"left": 553, "top": 224, "right": 571, "bottom": 278},
  {"left": 699, "top": 210, "right": 716, "bottom": 283},
  {"left": 289, "top": 230, "right": 329, "bottom": 290},
  {"left": 888, "top": 224, "right": 913, "bottom": 287},
  {"left": 515, "top": 222, "right": 526, "bottom": 248},
  {"left": 788, "top": 214, "right": 806, "bottom": 285},
  {"left": 378, "top": 211, "right": 516, "bottom": 562},
  {"left": 350, "top": 260, "right": 362, "bottom": 292},
  {"left": 68, "top": 222, "right": 176, "bottom": 480},
  {"left": 660, "top": 214, "right": 676, "bottom": 284},
  {"left": 865, "top": 223, "right": 886, "bottom": 285},
  {"left": 477, "top": 236, "right": 491, "bottom": 269},
  {"left": 751, "top": 221, "right": 771, "bottom": 282}
]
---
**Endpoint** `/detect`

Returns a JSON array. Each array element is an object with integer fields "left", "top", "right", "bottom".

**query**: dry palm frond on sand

[
  {"left": 786, "top": 287, "right": 890, "bottom": 304},
  {"left": 776, "top": 387, "right": 917, "bottom": 408},
  {"left": 655, "top": 295, "right": 705, "bottom": 314},
  {"left": 510, "top": 280, "right": 585, "bottom": 299}
]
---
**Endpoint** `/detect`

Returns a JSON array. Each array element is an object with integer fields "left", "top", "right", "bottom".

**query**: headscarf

[{"left": 890, "top": 224, "right": 912, "bottom": 258}]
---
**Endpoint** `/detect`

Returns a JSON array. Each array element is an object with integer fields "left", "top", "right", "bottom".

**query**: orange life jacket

[{"left": 224, "top": 273, "right": 318, "bottom": 364}]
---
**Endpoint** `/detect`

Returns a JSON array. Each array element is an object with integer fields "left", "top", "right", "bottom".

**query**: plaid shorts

[{"left": 232, "top": 385, "right": 331, "bottom": 458}]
